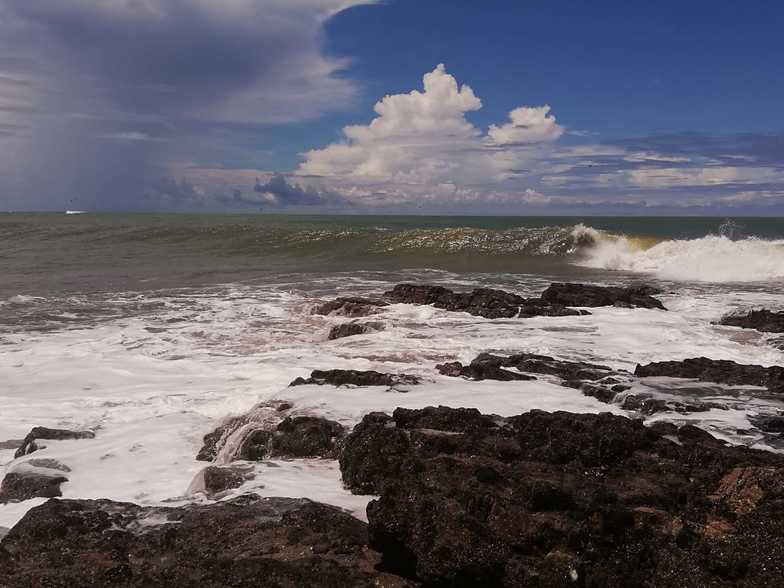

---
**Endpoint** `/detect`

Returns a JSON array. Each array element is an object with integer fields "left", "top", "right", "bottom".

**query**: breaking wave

[{"left": 575, "top": 229, "right": 784, "bottom": 283}]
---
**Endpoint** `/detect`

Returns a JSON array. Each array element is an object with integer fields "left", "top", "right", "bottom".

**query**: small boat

[{"left": 65, "top": 210, "right": 87, "bottom": 215}]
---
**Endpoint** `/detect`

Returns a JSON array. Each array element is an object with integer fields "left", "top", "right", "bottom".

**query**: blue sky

[{"left": 0, "top": 0, "right": 782, "bottom": 213}]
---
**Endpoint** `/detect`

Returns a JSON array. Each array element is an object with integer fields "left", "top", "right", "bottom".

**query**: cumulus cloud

[
  {"left": 298, "top": 64, "right": 563, "bottom": 201},
  {"left": 487, "top": 106, "right": 564, "bottom": 145}
]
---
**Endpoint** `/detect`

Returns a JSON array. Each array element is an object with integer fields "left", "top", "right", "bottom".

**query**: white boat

[{"left": 65, "top": 210, "right": 87, "bottom": 214}]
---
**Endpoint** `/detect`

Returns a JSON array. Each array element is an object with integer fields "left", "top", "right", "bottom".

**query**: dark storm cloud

[
  {"left": 0, "top": 0, "right": 376, "bottom": 211},
  {"left": 252, "top": 174, "right": 326, "bottom": 207}
]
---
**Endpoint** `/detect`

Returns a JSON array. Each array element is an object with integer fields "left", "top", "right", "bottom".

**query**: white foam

[
  {"left": 2, "top": 278, "right": 784, "bottom": 530},
  {"left": 577, "top": 233, "right": 784, "bottom": 283}
]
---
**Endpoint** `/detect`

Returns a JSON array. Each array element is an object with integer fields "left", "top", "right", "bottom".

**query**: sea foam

[{"left": 576, "top": 229, "right": 784, "bottom": 283}]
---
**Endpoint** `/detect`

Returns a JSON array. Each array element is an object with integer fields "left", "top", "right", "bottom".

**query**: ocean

[{"left": 2, "top": 213, "right": 784, "bottom": 529}]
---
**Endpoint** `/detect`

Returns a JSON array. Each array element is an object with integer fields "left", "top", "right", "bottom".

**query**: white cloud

[
  {"left": 487, "top": 105, "right": 563, "bottom": 145},
  {"left": 629, "top": 166, "right": 784, "bottom": 188},
  {"left": 298, "top": 64, "right": 563, "bottom": 203}
]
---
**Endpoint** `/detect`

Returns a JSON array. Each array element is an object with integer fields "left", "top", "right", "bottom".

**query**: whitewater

[
  {"left": 2, "top": 214, "right": 784, "bottom": 532},
  {"left": 2, "top": 272, "right": 784, "bottom": 530}
]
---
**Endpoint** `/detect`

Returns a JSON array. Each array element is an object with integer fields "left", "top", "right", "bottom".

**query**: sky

[{"left": 0, "top": 0, "right": 782, "bottom": 214}]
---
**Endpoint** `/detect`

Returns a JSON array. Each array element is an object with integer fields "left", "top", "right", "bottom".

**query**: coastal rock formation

[
  {"left": 340, "top": 406, "right": 784, "bottom": 587},
  {"left": 195, "top": 400, "right": 294, "bottom": 462},
  {"left": 290, "top": 369, "right": 420, "bottom": 388},
  {"left": 0, "top": 496, "right": 414, "bottom": 587},
  {"left": 541, "top": 282, "right": 667, "bottom": 310},
  {"left": 315, "top": 282, "right": 664, "bottom": 322},
  {"left": 384, "top": 284, "right": 587, "bottom": 319},
  {"left": 718, "top": 309, "right": 784, "bottom": 333},
  {"left": 237, "top": 416, "right": 346, "bottom": 461},
  {"left": 187, "top": 465, "right": 254, "bottom": 499},
  {"left": 0, "top": 460, "right": 71, "bottom": 503},
  {"left": 13, "top": 426, "right": 95, "bottom": 458},
  {"left": 328, "top": 321, "right": 384, "bottom": 340},
  {"left": 438, "top": 352, "right": 628, "bottom": 392},
  {"left": 635, "top": 357, "right": 784, "bottom": 394},
  {"left": 196, "top": 408, "right": 345, "bottom": 463},
  {"left": 313, "top": 296, "right": 389, "bottom": 318}
]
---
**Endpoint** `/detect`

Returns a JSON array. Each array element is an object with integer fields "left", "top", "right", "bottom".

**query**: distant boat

[{"left": 65, "top": 210, "right": 87, "bottom": 215}]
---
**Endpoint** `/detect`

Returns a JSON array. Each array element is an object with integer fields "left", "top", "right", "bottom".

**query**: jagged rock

[
  {"left": 328, "top": 322, "right": 383, "bottom": 340},
  {"left": 340, "top": 407, "right": 784, "bottom": 587},
  {"left": 313, "top": 296, "right": 389, "bottom": 318},
  {"left": 0, "top": 460, "right": 70, "bottom": 503},
  {"left": 541, "top": 282, "right": 666, "bottom": 310},
  {"left": 290, "top": 369, "right": 420, "bottom": 388},
  {"left": 718, "top": 309, "right": 784, "bottom": 333},
  {"left": 750, "top": 415, "right": 784, "bottom": 434},
  {"left": 0, "top": 496, "right": 414, "bottom": 587},
  {"left": 13, "top": 427, "right": 95, "bottom": 459},
  {"left": 188, "top": 465, "right": 254, "bottom": 499},
  {"left": 237, "top": 416, "right": 346, "bottom": 461},
  {"left": 385, "top": 284, "right": 586, "bottom": 319},
  {"left": 196, "top": 400, "right": 294, "bottom": 462},
  {"left": 635, "top": 357, "right": 784, "bottom": 394},
  {"left": 438, "top": 352, "right": 620, "bottom": 384}
]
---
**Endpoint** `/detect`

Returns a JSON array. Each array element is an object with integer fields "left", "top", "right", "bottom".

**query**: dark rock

[
  {"left": 541, "top": 282, "right": 666, "bottom": 310},
  {"left": 0, "top": 496, "right": 414, "bottom": 587},
  {"left": 340, "top": 407, "right": 784, "bottom": 587},
  {"left": 328, "top": 322, "right": 383, "bottom": 340},
  {"left": 290, "top": 369, "right": 420, "bottom": 388},
  {"left": 750, "top": 415, "right": 784, "bottom": 434},
  {"left": 438, "top": 352, "right": 619, "bottom": 382},
  {"left": 635, "top": 357, "right": 784, "bottom": 394},
  {"left": 718, "top": 309, "right": 784, "bottom": 333},
  {"left": 0, "top": 527, "right": 8, "bottom": 541},
  {"left": 189, "top": 465, "right": 254, "bottom": 498},
  {"left": 313, "top": 296, "right": 389, "bottom": 318},
  {"left": 0, "top": 469, "right": 68, "bottom": 503},
  {"left": 581, "top": 383, "right": 618, "bottom": 403},
  {"left": 196, "top": 400, "right": 294, "bottom": 462},
  {"left": 13, "top": 427, "right": 95, "bottom": 459},
  {"left": 238, "top": 416, "right": 346, "bottom": 461},
  {"left": 436, "top": 359, "right": 536, "bottom": 382},
  {"left": 675, "top": 424, "right": 722, "bottom": 445},
  {"left": 384, "top": 284, "right": 586, "bottom": 319}
]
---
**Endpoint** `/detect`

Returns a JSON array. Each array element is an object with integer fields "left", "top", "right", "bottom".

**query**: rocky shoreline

[{"left": 2, "top": 282, "right": 784, "bottom": 587}]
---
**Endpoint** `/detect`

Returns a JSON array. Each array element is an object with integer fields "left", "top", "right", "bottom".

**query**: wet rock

[
  {"left": 196, "top": 400, "right": 294, "bottom": 462},
  {"left": 0, "top": 496, "right": 414, "bottom": 587},
  {"left": 620, "top": 394, "right": 718, "bottom": 415},
  {"left": 0, "top": 461, "right": 70, "bottom": 503},
  {"left": 385, "top": 284, "right": 585, "bottom": 319},
  {"left": 290, "top": 369, "right": 420, "bottom": 388},
  {"left": 13, "top": 426, "right": 95, "bottom": 459},
  {"left": 340, "top": 407, "right": 784, "bottom": 587},
  {"left": 438, "top": 352, "right": 620, "bottom": 382},
  {"left": 313, "top": 296, "right": 389, "bottom": 318},
  {"left": 328, "top": 321, "right": 383, "bottom": 340},
  {"left": 635, "top": 357, "right": 784, "bottom": 394},
  {"left": 718, "top": 309, "right": 784, "bottom": 333},
  {"left": 436, "top": 358, "right": 536, "bottom": 382},
  {"left": 750, "top": 415, "right": 784, "bottom": 434},
  {"left": 541, "top": 282, "right": 667, "bottom": 310},
  {"left": 238, "top": 416, "right": 346, "bottom": 461},
  {"left": 188, "top": 465, "right": 254, "bottom": 499}
]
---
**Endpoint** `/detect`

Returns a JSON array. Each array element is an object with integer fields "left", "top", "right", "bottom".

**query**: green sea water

[{"left": 1, "top": 213, "right": 782, "bottom": 296}]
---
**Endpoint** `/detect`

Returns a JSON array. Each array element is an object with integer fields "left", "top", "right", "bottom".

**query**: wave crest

[{"left": 577, "top": 232, "right": 784, "bottom": 283}]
